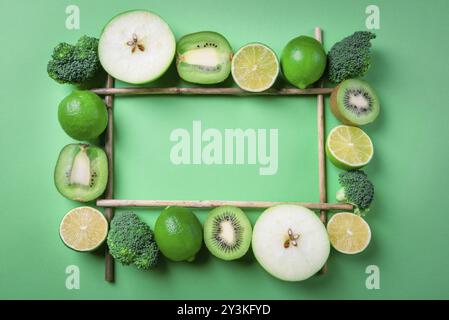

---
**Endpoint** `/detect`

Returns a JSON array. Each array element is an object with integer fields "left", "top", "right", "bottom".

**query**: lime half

[
  {"left": 59, "top": 206, "right": 108, "bottom": 252},
  {"left": 327, "top": 212, "right": 371, "bottom": 254},
  {"left": 326, "top": 125, "right": 373, "bottom": 169},
  {"left": 231, "top": 43, "right": 279, "bottom": 92}
]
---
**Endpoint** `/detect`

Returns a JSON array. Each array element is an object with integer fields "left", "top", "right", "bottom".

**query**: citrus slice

[
  {"left": 231, "top": 43, "right": 279, "bottom": 92},
  {"left": 326, "top": 125, "right": 373, "bottom": 169},
  {"left": 327, "top": 212, "right": 371, "bottom": 254},
  {"left": 59, "top": 206, "right": 108, "bottom": 252}
]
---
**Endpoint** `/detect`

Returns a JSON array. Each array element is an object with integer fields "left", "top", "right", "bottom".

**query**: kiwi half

[
  {"left": 54, "top": 144, "right": 108, "bottom": 202},
  {"left": 176, "top": 31, "right": 233, "bottom": 84},
  {"left": 330, "top": 79, "right": 380, "bottom": 126},
  {"left": 204, "top": 206, "right": 252, "bottom": 261}
]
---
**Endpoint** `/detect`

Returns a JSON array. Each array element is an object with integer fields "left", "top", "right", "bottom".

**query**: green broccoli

[
  {"left": 47, "top": 35, "right": 101, "bottom": 85},
  {"left": 336, "top": 170, "right": 374, "bottom": 215},
  {"left": 107, "top": 212, "right": 159, "bottom": 270},
  {"left": 327, "top": 31, "right": 376, "bottom": 83}
]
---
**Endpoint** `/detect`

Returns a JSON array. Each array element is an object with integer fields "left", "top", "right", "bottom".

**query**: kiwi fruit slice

[
  {"left": 176, "top": 31, "right": 233, "bottom": 84},
  {"left": 54, "top": 144, "right": 108, "bottom": 202},
  {"left": 330, "top": 79, "right": 380, "bottom": 126},
  {"left": 204, "top": 206, "right": 252, "bottom": 260}
]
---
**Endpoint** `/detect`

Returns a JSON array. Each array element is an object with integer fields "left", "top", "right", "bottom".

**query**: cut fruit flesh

[
  {"left": 326, "top": 125, "right": 373, "bottom": 169},
  {"left": 59, "top": 206, "right": 108, "bottom": 252},
  {"left": 327, "top": 212, "right": 371, "bottom": 254},
  {"left": 98, "top": 10, "right": 176, "bottom": 84},
  {"left": 54, "top": 144, "right": 108, "bottom": 202},
  {"left": 219, "top": 220, "right": 236, "bottom": 244},
  {"left": 252, "top": 205, "right": 330, "bottom": 281},
  {"left": 182, "top": 48, "right": 221, "bottom": 67},
  {"left": 176, "top": 31, "right": 233, "bottom": 84},
  {"left": 330, "top": 79, "right": 380, "bottom": 126},
  {"left": 231, "top": 43, "right": 279, "bottom": 92},
  {"left": 204, "top": 206, "right": 252, "bottom": 261},
  {"left": 70, "top": 149, "right": 91, "bottom": 186}
]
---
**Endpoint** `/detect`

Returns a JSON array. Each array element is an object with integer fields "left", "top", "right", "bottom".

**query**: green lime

[
  {"left": 154, "top": 206, "right": 203, "bottom": 262},
  {"left": 58, "top": 90, "right": 108, "bottom": 141},
  {"left": 281, "top": 36, "right": 326, "bottom": 89}
]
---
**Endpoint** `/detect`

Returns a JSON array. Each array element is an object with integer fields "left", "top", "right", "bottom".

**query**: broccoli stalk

[
  {"left": 47, "top": 35, "right": 101, "bottom": 85},
  {"left": 327, "top": 31, "right": 376, "bottom": 83},
  {"left": 335, "top": 188, "right": 347, "bottom": 203},
  {"left": 336, "top": 170, "right": 374, "bottom": 215},
  {"left": 107, "top": 212, "right": 159, "bottom": 270}
]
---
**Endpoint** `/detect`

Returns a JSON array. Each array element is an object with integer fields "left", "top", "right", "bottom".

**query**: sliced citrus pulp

[
  {"left": 326, "top": 125, "right": 373, "bottom": 169},
  {"left": 327, "top": 212, "right": 371, "bottom": 254},
  {"left": 231, "top": 43, "right": 279, "bottom": 92},
  {"left": 59, "top": 206, "right": 108, "bottom": 252}
]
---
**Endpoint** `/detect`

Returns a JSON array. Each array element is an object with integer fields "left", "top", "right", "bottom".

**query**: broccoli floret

[
  {"left": 47, "top": 35, "right": 101, "bottom": 85},
  {"left": 327, "top": 31, "right": 376, "bottom": 83},
  {"left": 336, "top": 170, "right": 374, "bottom": 215},
  {"left": 107, "top": 212, "right": 159, "bottom": 270}
]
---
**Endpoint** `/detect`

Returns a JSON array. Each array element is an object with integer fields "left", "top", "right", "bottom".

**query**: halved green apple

[
  {"left": 252, "top": 205, "right": 330, "bottom": 281},
  {"left": 98, "top": 10, "right": 176, "bottom": 84}
]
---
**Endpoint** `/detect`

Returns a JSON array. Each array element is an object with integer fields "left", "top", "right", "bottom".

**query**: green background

[{"left": 1, "top": 0, "right": 448, "bottom": 299}]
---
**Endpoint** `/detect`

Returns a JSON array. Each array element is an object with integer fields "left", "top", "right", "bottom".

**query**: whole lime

[
  {"left": 58, "top": 91, "right": 108, "bottom": 141},
  {"left": 281, "top": 36, "right": 327, "bottom": 89},
  {"left": 154, "top": 206, "right": 203, "bottom": 262}
]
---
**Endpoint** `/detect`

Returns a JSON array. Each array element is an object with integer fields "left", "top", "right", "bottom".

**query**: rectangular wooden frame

[{"left": 93, "top": 28, "right": 353, "bottom": 282}]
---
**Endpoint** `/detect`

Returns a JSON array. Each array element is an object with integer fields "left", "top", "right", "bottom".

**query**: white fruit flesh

[
  {"left": 219, "top": 220, "right": 236, "bottom": 245},
  {"left": 182, "top": 48, "right": 221, "bottom": 67},
  {"left": 70, "top": 149, "right": 90, "bottom": 186},
  {"left": 349, "top": 93, "right": 370, "bottom": 109},
  {"left": 252, "top": 205, "right": 330, "bottom": 281},
  {"left": 99, "top": 10, "right": 176, "bottom": 84}
]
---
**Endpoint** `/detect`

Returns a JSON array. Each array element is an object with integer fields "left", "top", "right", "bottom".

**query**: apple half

[
  {"left": 98, "top": 10, "right": 176, "bottom": 84},
  {"left": 252, "top": 205, "right": 330, "bottom": 281}
]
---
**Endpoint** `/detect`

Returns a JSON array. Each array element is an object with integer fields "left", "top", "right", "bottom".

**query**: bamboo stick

[
  {"left": 104, "top": 75, "right": 115, "bottom": 283},
  {"left": 91, "top": 86, "right": 333, "bottom": 96},
  {"left": 315, "top": 27, "right": 328, "bottom": 225},
  {"left": 315, "top": 27, "right": 329, "bottom": 275},
  {"left": 96, "top": 199, "right": 353, "bottom": 211}
]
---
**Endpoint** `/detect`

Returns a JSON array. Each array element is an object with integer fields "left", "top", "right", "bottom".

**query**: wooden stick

[
  {"left": 96, "top": 199, "right": 353, "bottom": 211},
  {"left": 315, "top": 27, "right": 328, "bottom": 275},
  {"left": 104, "top": 75, "right": 115, "bottom": 282},
  {"left": 91, "top": 86, "right": 333, "bottom": 96},
  {"left": 315, "top": 27, "right": 327, "bottom": 224}
]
